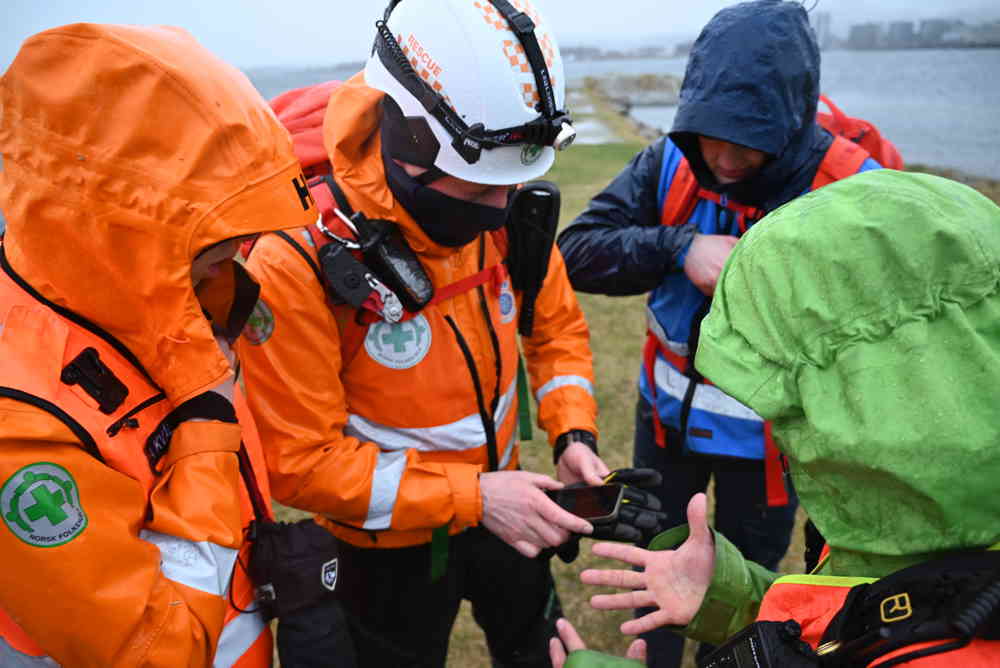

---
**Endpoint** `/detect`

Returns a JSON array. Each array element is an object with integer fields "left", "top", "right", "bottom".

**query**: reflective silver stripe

[
  {"left": 345, "top": 380, "right": 517, "bottom": 452},
  {"left": 653, "top": 356, "right": 763, "bottom": 422},
  {"left": 0, "top": 637, "right": 59, "bottom": 667},
  {"left": 498, "top": 431, "right": 517, "bottom": 470},
  {"left": 350, "top": 381, "right": 520, "bottom": 530},
  {"left": 647, "top": 306, "right": 689, "bottom": 357},
  {"left": 535, "top": 375, "right": 594, "bottom": 403},
  {"left": 139, "top": 530, "right": 238, "bottom": 597},
  {"left": 363, "top": 449, "right": 408, "bottom": 530},
  {"left": 213, "top": 610, "right": 266, "bottom": 668}
]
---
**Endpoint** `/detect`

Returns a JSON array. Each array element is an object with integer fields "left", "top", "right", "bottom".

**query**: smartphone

[{"left": 545, "top": 483, "right": 625, "bottom": 523}]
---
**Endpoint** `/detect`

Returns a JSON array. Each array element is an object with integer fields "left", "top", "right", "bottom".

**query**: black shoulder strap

[
  {"left": 274, "top": 231, "right": 326, "bottom": 289},
  {"left": 317, "top": 173, "right": 354, "bottom": 217}
]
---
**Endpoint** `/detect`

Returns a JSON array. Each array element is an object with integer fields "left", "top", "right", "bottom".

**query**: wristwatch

[{"left": 553, "top": 429, "right": 598, "bottom": 465}]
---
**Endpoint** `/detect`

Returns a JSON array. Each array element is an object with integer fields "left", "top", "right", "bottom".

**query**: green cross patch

[
  {"left": 2, "top": 462, "right": 88, "bottom": 547},
  {"left": 364, "top": 314, "right": 433, "bottom": 370}
]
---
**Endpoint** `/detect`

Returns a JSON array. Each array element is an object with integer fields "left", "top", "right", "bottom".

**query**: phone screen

[{"left": 546, "top": 484, "right": 624, "bottom": 522}]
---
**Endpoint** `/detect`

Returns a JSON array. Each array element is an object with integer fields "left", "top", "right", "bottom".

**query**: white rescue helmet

[{"left": 364, "top": 0, "right": 575, "bottom": 186}]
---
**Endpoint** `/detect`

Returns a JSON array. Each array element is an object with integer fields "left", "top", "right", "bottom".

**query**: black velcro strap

[
  {"left": 144, "top": 392, "right": 237, "bottom": 472},
  {"left": 678, "top": 298, "right": 711, "bottom": 450},
  {"left": 61, "top": 347, "right": 129, "bottom": 415}
]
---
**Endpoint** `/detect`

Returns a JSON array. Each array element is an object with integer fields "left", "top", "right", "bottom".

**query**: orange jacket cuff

[{"left": 445, "top": 464, "right": 483, "bottom": 529}]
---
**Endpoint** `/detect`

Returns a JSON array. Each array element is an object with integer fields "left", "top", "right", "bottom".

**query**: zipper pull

[{"left": 107, "top": 416, "right": 140, "bottom": 437}]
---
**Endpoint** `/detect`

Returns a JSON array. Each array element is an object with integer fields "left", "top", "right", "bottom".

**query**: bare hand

[
  {"left": 480, "top": 471, "right": 593, "bottom": 558},
  {"left": 556, "top": 442, "right": 611, "bottom": 486},
  {"left": 581, "top": 493, "right": 714, "bottom": 635},
  {"left": 548, "top": 618, "right": 647, "bottom": 668},
  {"left": 683, "top": 234, "right": 738, "bottom": 295}
]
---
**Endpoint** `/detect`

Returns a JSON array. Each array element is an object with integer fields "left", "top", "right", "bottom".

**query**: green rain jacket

[{"left": 566, "top": 170, "right": 1000, "bottom": 666}]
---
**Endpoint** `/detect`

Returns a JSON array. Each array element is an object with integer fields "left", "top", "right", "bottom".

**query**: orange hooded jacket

[
  {"left": 0, "top": 24, "right": 315, "bottom": 666},
  {"left": 238, "top": 74, "right": 598, "bottom": 549}
]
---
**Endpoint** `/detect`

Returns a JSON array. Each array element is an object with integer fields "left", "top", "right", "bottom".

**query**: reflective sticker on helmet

[
  {"left": 401, "top": 33, "right": 454, "bottom": 111},
  {"left": 244, "top": 299, "right": 276, "bottom": 346},
  {"left": 521, "top": 144, "right": 543, "bottom": 165},
  {"left": 499, "top": 279, "right": 517, "bottom": 324},
  {"left": 2, "top": 462, "right": 88, "bottom": 547},
  {"left": 474, "top": 0, "right": 542, "bottom": 31},
  {"left": 476, "top": 1, "right": 557, "bottom": 107},
  {"left": 364, "top": 315, "right": 433, "bottom": 370}
]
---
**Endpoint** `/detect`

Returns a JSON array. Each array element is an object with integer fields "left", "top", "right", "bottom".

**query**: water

[
  {"left": 247, "top": 64, "right": 362, "bottom": 101},
  {"left": 3, "top": 50, "right": 996, "bottom": 237},
  {"left": 575, "top": 49, "right": 1000, "bottom": 179}
]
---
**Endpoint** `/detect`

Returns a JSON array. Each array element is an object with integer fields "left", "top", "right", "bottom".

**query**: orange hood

[
  {"left": 322, "top": 72, "right": 454, "bottom": 257},
  {"left": 0, "top": 24, "right": 316, "bottom": 403}
]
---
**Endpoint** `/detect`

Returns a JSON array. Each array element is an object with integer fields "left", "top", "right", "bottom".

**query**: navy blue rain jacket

[{"left": 558, "top": 0, "right": 832, "bottom": 295}]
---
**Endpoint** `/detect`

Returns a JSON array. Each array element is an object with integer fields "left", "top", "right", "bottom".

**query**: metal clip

[
  {"left": 365, "top": 273, "right": 404, "bottom": 323},
  {"left": 316, "top": 213, "right": 361, "bottom": 250}
]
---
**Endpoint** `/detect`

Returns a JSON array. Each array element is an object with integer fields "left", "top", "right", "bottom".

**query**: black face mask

[{"left": 382, "top": 150, "right": 509, "bottom": 248}]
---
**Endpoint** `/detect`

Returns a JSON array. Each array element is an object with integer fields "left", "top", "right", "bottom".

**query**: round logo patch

[
  {"left": 244, "top": 299, "right": 275, "bottom": 345},
  {"left": 499, "top": 279, "right": 517, "bottom": 324},
  {"left": 2, "top": 462, "right": 87, "bottom": 547},
  {"left": 364, "top": 314, "right": 432, "bottom": 370},
  {"left": 521, "top": 144, "right": 543, "bottom": 166}
]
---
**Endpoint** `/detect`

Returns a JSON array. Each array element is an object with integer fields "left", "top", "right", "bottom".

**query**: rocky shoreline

[{"left": 579, "top": 74, "right": 680, "bottom": 142}]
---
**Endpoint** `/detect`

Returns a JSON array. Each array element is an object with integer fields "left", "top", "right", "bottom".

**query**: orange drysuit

[
  {"left": 239, "top": 74, "right": 598, "bottom": 549},
  {"left": 0, "top": 24, "right": 315, "bottom": 666}
]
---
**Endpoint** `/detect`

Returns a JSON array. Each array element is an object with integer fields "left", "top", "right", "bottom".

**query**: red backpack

[{"left": 817, "top": 94, "right": 904, "bottom": 170}]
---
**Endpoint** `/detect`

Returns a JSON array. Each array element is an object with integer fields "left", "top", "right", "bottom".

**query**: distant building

[
  {"left": 970, "top": 20, "right": 1000, "bottom": 46},
  {"left": 561, "top": 46, "right": 603, "bottom": 62},
  {"left": 918, "top": 19, "right": 964, "bottom": 47},
  {"left": 636, "top": 46, "right": 670, "bottom": 59},
  {"left": 811, "top": 11, "right": 833, "bottom": 50},
  {"left": 887, "top": 21, "right": 916, "bottom": 49},
  {"left": 848, "top": 22, "right": 882, "bottom": 50}
]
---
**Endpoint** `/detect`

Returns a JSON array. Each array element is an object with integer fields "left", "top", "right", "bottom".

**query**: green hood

[{"left": 696, "top": 169, "right": 1000, "bottom": 576}]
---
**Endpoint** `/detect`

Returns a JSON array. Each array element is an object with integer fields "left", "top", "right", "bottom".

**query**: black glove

[
  {"left": 543, "top": 468, "right": 668, "bottom": 564},
  {"left": 591, "top": 468, "right": 668, "bottom": 544}
]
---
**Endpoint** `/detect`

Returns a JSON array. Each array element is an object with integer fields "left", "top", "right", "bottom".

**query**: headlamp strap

[
  {"left": 375, "top": 21, "right": 488, "bottom": 163},
  {"left": 487, "top": 0, "right": 558, "bottom": 119}
]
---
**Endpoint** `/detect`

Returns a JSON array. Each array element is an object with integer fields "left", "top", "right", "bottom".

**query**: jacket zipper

[{"left": 106, "top": 391, "right": 167, "bottom": 436}]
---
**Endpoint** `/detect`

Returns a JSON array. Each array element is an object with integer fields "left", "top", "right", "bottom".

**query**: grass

[{"left": 276, "top": 95, "right": 1000, "bottom": 666}]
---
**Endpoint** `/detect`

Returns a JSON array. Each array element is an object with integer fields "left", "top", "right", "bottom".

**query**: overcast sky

[{"left": 3, "top": 0, "right": 998, "bottom": 70}]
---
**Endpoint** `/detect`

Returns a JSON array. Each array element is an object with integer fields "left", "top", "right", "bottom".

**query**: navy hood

[{"left": 669, "top": 0, "right": 832, "bottom": 210}]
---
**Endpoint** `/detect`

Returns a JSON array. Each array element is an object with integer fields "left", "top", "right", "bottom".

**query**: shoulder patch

[
  {"left": 2, "top": 462, "right": 88, "bottom": 547},
  {"left": 499, "top": 279, "right": 517, "bottom": 324},
  {"left": 364, "top": 315, "right": 433, "bottom": 370},
  {"left": 244, "top": 299, "right": 276, "bottom": 345}
]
